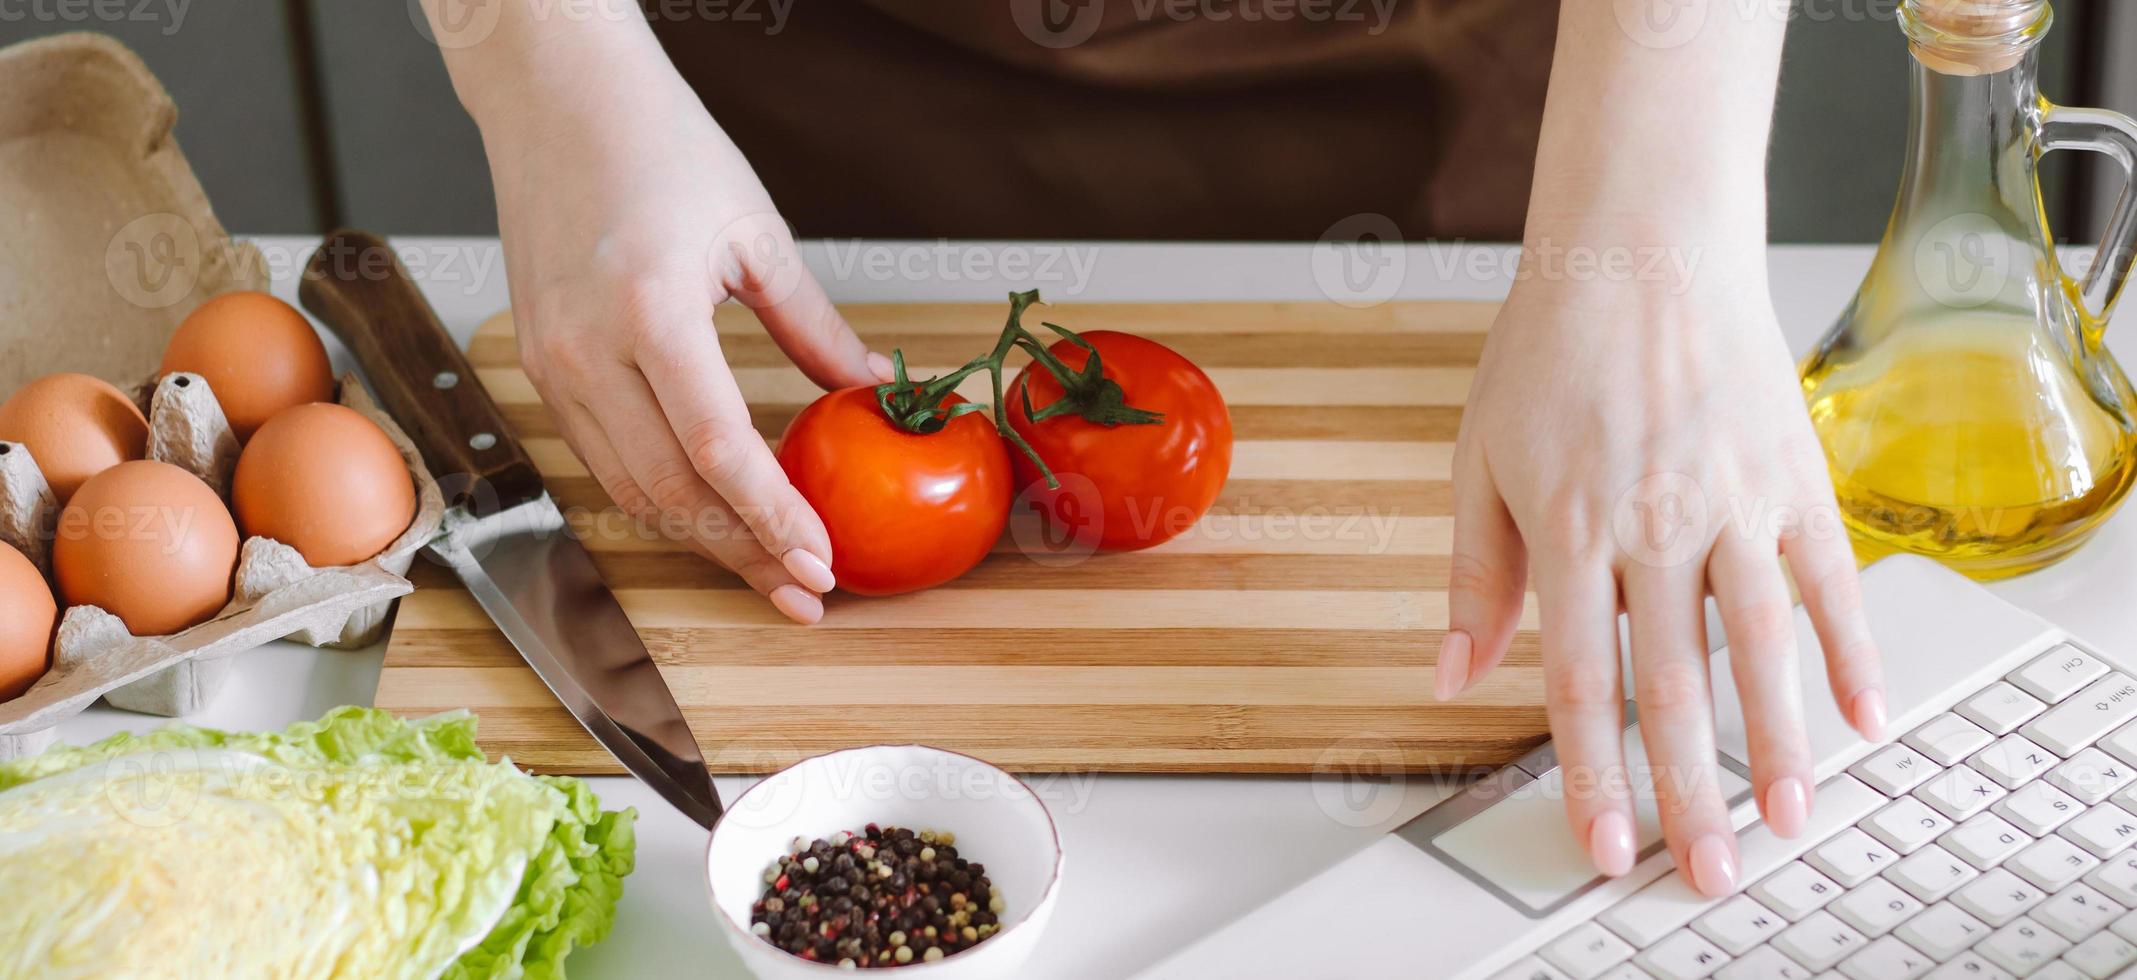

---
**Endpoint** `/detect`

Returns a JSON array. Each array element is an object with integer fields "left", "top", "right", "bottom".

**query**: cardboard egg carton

[
  {"left": 0, "top": 34, "right": 445, "bottom": 757},
  {"left": 0, "top": 374, "right": 445, "bottom": 758}
]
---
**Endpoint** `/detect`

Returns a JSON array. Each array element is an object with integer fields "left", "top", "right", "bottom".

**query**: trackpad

[{"left": 1424, "top": 728, "right": 1750, "bottom": 913}]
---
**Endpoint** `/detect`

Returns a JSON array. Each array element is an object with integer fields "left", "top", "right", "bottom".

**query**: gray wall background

[{"left": 0, "top": 1, "right": 2127, "bottom": 241}]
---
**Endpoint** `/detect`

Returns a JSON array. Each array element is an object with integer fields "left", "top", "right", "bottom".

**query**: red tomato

[
  {"left": 1007, "top": 332, "right": 1232, "bottom": 552},
  {"left": 777, "top": 387, "right": 1013, "bottom": 596}
]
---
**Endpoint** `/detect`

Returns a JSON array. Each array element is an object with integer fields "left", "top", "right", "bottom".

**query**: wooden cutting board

[{"left": 374, "top": 301, "right": 1546, "bottom": 774}]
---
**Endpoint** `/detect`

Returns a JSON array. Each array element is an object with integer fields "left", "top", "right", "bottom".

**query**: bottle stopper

[{"left": 1903, "top": 0, "right": 2051, "bottom": 76}]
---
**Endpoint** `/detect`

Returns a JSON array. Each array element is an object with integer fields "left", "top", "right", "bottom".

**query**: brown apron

[{"left": 649, "top": 0, "right": 1555, "bottom": 241}]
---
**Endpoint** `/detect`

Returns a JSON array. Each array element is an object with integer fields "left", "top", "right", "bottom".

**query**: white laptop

[{"left": 1147, "top": 555, "right": 2137, "bottom": 980}]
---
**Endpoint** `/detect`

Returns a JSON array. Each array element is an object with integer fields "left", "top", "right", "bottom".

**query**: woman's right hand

[{"left": 464, "top": 30, "right": 890, "bottom": 624}]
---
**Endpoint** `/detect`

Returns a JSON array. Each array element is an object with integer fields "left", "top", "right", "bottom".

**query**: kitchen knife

[{"left": 298, "top": 229, "right": 723, "bottom": 829}]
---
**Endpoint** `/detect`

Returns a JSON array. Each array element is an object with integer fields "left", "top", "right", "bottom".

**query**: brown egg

[
  {"left": 0, "top": 373, "right": 149, "bottom": 504},
  {"left": 54, "top": 460, "right": 239, "bottom": 637},
  {"left": 233, "top": 403, "right": 414, "bottom": 568},
  {"left": 160, "top": 290, "right": 335, "bottom": 442},
  {"left": 0, "top": 542, "right": 55, "bottom": 701}
]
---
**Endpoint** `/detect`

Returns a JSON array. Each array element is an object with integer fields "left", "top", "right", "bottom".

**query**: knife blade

[{"left": 299, "top": 229, "right": 723, "bottom": 828}]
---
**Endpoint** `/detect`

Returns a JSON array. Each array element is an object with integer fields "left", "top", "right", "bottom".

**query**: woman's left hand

[{"left": 1437, "top": 241, "right": 1884, "bottom": 897}]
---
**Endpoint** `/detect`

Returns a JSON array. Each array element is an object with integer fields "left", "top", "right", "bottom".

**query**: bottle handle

[{"left": 2043, "top": 103, "right": 2137, "bottom": 326}]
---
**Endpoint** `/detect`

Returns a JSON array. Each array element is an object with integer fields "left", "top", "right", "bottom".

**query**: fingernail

[
  {"left": 1852, "top": 689, "right": 1887, "bottom": 741},
  {"left": 1588, "top": 811, "right": 1636, "bottom": 877},
  {"left": 770, "top": 584, "right": 824, "bottom": 625},
  {"left": 781, "top": 549, "right": 836, "bottom": 594},
  {"left": 1434, "top": 630, "right": 1473, "bottom": 702},
  {"left": 1764, "top": 777, "right": 1809, "bottom": 839},
  {"left": 867, "top": 352, "right": 896, "bottom": 383},
  {"left": 1687, "top": 834, "right": 1738, "bottom": 898}
]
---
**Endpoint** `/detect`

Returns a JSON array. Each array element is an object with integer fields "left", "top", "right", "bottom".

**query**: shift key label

[{"left": 2023, "top": 675, "right": 2137, "bottom": 758}]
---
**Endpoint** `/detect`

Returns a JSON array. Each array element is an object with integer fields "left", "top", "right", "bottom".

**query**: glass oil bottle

[{"left": 1799, "top": 0, "right": 2137, "bottom": 578}]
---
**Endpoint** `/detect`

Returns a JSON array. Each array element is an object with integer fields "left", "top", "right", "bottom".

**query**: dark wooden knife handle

[{"left": 300, "top": 229, "right": 545, "bottom": 514}]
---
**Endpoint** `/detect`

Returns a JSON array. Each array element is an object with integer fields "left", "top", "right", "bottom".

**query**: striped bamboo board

[{"left": 374, "top": 302, "right": 1547, "bottom": 774}]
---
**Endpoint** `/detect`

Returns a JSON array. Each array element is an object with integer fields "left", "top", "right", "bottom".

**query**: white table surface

[{"left": 51, "top": 237, "right": 2137, "bottom": 979}]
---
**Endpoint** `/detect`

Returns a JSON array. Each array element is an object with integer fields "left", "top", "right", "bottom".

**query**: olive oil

[
  {"left": 1799, "top": 0, "right": 2137, "bottom": 580},
  {"left": 1803, "top": 317, "right": 2137, "bottom": 577}
]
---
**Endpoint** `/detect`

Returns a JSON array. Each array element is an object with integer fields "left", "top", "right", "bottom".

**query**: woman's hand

[
  {"left": 454, "top": 20, "right": 888, "bottom": 624},
  {"left": 1438, "top": 0, "right": 1888, "bottom": 901},
  {"left": 1438, "top": 246, "right": 1884, "bottom": 897}
]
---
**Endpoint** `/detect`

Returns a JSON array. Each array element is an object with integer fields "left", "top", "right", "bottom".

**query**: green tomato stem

[{"left": 869, "top": 289, "right": 1164, "bottom": 493}]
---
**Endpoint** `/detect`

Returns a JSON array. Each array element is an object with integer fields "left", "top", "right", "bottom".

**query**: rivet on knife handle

[{"left": 299, "top": 228, "right": 545, "bottom": 515}]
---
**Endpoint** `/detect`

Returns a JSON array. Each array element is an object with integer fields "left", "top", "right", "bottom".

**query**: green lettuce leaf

[{"left": 0, "top": 706, "right": 635, "bottom": 979}]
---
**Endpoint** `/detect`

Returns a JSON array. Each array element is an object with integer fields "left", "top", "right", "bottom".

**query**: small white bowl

[{"left": 706, "top": 744, "right": 1065, "bottom": 979}]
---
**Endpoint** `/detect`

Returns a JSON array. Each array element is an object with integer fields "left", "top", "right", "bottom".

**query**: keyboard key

[
  {"left": 1492, "top": 958, "right": 1573, "bottom": 980},
  {"left": 2021, "top": 674, "right": 2137, "bottom": 758},
  {"left": 2031, "top": 883, "right": 2126, "bottom": 943},
  {"left": 1771, "top": 910, "right": 1866, "bottom": 971},
  {"left": 2062, "top": 930, "right": 2137, "bottom": 977},
  {"left": 2085, "top": 853, "right": 2137, "bottom": 907},
  {"left": 1837, "top": 935, "right": 1933, "bottom": 980},
  {"left": 2009, "top": 645, "right": 2110, "bottom": 703},
  {"left": 2046, "top": 748, "right": 2137, "bottom": 804},
  {"left": 1908, "top": 715, "right": 1997, "bottom": 767},
  {"left": 1691, "top": 896, "right": 1787, "bottom": 956},
  {"left": 1896, "top": 902, "right": 1992, "bottom": 960},
  {"left": 1830, "top": 876, "right": 1924, "bottom": 937},
  {"left": 1970, "top": 734, "right": 2058, "bottom": 790},
  {"left": 1854, "top": 744, "right": 1943, "bottom": 797},
  {"left": 1945, "top": 814, "right": 2031, "bottom": 870},
  {"left": 2026, "top": 962, "right": 2089, "bottom": 980},
  {"left": 1960, "top": 682, "right": 2049, "bottom": 736},
  {"left": 2114, "top": 907, "right": 2137, "bottom": 942},
  {"left": 1598, "top": 879, "right": 1719, "bottom": 952},
  {"left": 1890, "top": 844, "right": 1982, "bottom": 902},
  {"left": 1953, "top": 868, "right": 2049, "bottom": 926},
  {"left": 1994, "top": 781, "right": 2086, "bottom": 836},
  {"left": 1543, "top": 922, "right": 1636, "bottom": 979},
  {"left": 1597, "top": 777, "right": 1884, "bottom": 947},
  {"left": 1924, "top": 951, "right": 2015, "bottom": 979},
  {"left": 1597, "top": 967, "right": 1657, "bottom": 980},
  {"left": 1712, "top": 946, "right": 1811, "bottom": 980},
  {"left": 2060, "top": 805, "right": 2137, "bottom": 859},
  {"left": 1867, "top": 797, "right": 1958, "bottom": 854},
  {"left": 1749, "top": 862, "right": 1843, "bottom": 922},
  {"left": 1977, "top": 917, "right": 2072, "bottom": 975},
  {"left": 1809, "top": 828, "right": 1901, "bottom": 886},
  {"left": 1635, "top": 929, "right": 1731, "bottom": 980},
  {"left": 1916, "top": 765, "right": 2009, "bottom": 821},
  {"left": 2013, "top": 836, "right": 2104, "bottom": 893},
  {"left": 2099, "top": 720, "right": 2137, "bottom": 770}
]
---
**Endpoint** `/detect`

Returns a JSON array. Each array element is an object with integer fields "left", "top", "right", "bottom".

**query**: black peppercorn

[{"left": 748, "top": 825, "right": 1004, "bottom": 969}]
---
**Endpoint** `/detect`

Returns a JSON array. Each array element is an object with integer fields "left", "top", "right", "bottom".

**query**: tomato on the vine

[
  {"left": 1007, "top": 331, "right": 1233, "bottom": 552},
  {"left": 776, "top": 292, "right": 1226, "bottom": 598},
  {"left": 776, "top": 387, "right": 1012, "bottom": 596}
]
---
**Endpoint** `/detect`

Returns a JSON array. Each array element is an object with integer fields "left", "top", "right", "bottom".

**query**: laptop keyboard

[{"left": 1497, "top": 644, "right": 2137, "bottom": 980}]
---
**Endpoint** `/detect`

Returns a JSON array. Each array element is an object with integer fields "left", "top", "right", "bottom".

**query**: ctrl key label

[{"left": 2010, "top": 645, "right": 2110, "bottom": 702}]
